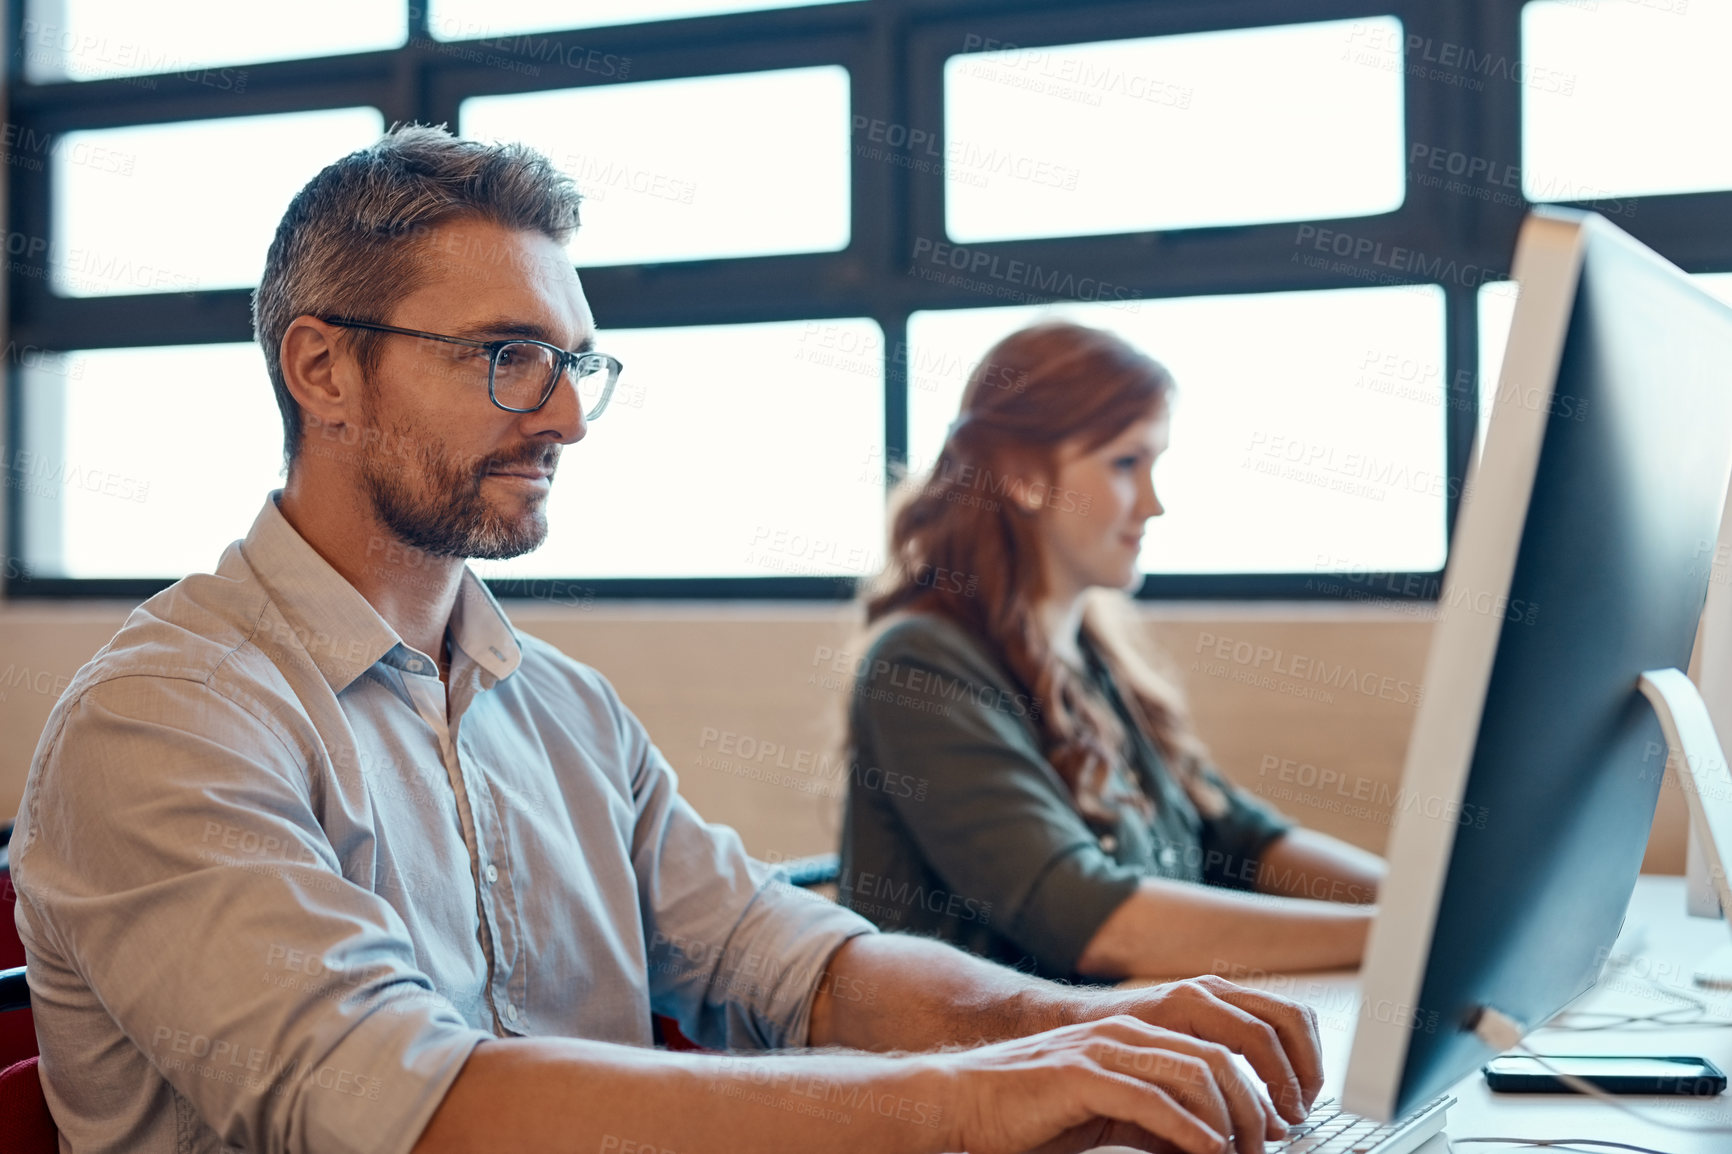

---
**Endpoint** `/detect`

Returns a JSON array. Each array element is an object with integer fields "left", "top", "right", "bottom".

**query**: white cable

[
  {"left": 1473, "top": 1006, "right": 1732, "bottom": 1136},
  {"left": 1545, "top": 945, "right": 1732, "bottom": 1033}
]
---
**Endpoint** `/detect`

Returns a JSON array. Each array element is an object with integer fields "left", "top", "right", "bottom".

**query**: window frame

[{"left": 8, "top": 0, "right": 1730, "bottom": 603}]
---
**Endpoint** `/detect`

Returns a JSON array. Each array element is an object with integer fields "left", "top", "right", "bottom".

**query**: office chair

[
  {"left": 1, "top": 823, "right": 40, "bottom": 1062},
  {"left": 1, "top": 819, "right": 57, "bottom": 1151},
  {"left": 0, "top": 965, "right": 55, "bottom": 1152}
]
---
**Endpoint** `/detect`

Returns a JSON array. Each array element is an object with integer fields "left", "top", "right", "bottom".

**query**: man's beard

[{"left": 356, "top": 391, "right": 555, "bottom": 561}]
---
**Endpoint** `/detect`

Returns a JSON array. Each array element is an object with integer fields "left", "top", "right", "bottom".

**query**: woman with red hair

[{"left": 839, "top": 320, "right": 1385, "bottom": 983}]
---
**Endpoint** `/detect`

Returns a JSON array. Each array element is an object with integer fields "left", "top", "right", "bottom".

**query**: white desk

[{"left": 1235, "top": 875, "right": 1732, "bottom": 1152}]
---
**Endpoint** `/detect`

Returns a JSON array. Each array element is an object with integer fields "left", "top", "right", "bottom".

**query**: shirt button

[
  {"left": 407, "top": 659, "right": 424, "bottom": 673},
  {"left": 1098, "top": 834, "right": 1118, "bottom": 854},
  {"left": 505, "top": 1003, "right": 519, "bottom": 1024},
  {"left": 485, "top": 864, "right": 499, "bottom": 884}
]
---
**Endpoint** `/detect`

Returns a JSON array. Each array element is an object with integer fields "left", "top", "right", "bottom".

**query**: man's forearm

[
  {"left": 808, "top": 933, "right": 1100, "bottom": 1053},
  {"left": 414, "top": 1036, "right": 955, "bottom": 1154}
]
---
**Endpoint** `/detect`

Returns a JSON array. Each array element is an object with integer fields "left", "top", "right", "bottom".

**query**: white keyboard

[{"left": 1264, "top": 1094, "right": 1452, "bottom": 1154}]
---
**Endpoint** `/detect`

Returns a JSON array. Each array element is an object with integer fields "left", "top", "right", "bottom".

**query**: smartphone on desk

[{"left": 1484, "top": 1054, "right": 1727, "bottom": 1095}]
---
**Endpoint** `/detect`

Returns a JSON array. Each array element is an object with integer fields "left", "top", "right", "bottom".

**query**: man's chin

[{"left": 468, "top": 511, "right": 549, "bottom": 561}]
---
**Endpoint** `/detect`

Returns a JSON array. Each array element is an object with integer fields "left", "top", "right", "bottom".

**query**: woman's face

[{"left": 1035, "top": 408, "right": 1170, "bottom": 600}]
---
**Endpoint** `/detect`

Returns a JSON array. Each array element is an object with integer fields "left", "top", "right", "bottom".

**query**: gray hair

[{"left": 252, "top": 123, "right": 583, "bottom": 471}]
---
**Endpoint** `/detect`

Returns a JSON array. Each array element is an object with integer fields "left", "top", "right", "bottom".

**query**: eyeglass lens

[{"left": 491, "top": 342, "right": 610, "bottom": 414}]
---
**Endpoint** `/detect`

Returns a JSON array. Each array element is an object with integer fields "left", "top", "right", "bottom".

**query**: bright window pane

[
  {"left": 429, "top": 0, "right": 859, "bottom": 39},
  {"left": 471, "top": 319, "right": 885, "bottom": 580},
  {"left": 17, "top": 345, "right": 284, "bottom": 578},
  {"left": 463, "top": 68, "right": 850, "bottom": 266},
  {"left": 908, "top": 286, "right": 1446, "bottom": 575},
  {"left": 1476, "top": 281, "right": 1520, "bottom": 472},
  {"left": 944, "top": 18, "right": 1405, "bottom": 243},
  {"left": 21, "top": 0, "right": 404, "bottom": 83},
  {"left": 1523, "top": 0, "right": 1732, "bottom": 200},
  {"left": 52, "top": 107, "right": 384, "bottom": 297}
]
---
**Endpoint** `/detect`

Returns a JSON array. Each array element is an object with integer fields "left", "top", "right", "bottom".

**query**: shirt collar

[
  {"left": 448, "top": 561, "right": 523, "bottom": 686},
  {"left": 238, "top": 490, "right": 523, "bottom": 694}
]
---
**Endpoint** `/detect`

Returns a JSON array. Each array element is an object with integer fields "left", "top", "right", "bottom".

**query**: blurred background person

[{"left": 839, "top": 321, "right": 1386, "bottom": 982}]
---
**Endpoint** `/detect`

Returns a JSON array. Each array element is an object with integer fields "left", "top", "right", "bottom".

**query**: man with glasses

[{"left": 11, "top": 125, "right": 1323, "bottom": 1154}]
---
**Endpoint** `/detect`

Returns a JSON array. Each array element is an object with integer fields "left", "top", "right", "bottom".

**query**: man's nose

[{"left": 529, "top": 369, "right": 587, "bottom": 445}]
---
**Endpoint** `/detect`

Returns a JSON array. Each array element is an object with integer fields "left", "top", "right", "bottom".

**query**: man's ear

[{"left": 281, "top": 316, "right": 365, "bottom": 457}]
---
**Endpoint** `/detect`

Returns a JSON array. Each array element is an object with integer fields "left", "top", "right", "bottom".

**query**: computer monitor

[{"left": 1341, "top": 206, "right": 1732, "bottom": 1122}]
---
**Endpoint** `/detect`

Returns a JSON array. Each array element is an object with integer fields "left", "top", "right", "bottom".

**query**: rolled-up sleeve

[
  {"left": 851, "top": 644, "right": 1142, "bottom": 978},
  {"left": 1197, "top": 762, "right": 1294, "bottom": 891},
  {"left": 11, "top": 676, "right": 491, "bottom": 1154},
  {"left": 611, "top": 688, "right": 876, "bottom": 1051}
]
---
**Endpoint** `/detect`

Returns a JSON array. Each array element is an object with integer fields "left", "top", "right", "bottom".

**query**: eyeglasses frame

[{"left": 319, "top": 316, "right": 622, "bottom": 419}]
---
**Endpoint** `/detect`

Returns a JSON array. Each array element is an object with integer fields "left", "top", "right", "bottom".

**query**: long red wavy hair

[{"left": 858, "top": 320, "right": 1225, "bottom": 827}]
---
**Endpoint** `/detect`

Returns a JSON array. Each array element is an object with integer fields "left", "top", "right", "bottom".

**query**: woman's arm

[
  {"left": 1073, "top": 830, "right": 1387, "bottom": 980},
  {"left": 1072, "top": 876, "right": 1375, "bottom": 981},
  {"left": 1254, "top": 827, "right": 1385, "bottom": 905}
]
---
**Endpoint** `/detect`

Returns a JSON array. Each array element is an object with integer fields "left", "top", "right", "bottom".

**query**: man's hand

[
  {"left": 1060, "top": 974, "right": 1325, "bottom": 1125},
  {"left": 809, "top": 936, "right": 1324, "bottom": 1150},
  {"left": 933, "top": 1013, "right": 1291, "bottom": 1154}
]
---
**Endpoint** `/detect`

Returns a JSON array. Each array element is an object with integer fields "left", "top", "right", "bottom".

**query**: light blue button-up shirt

[{"left": 11, "top": 490, "right": 874, "bottom": 1154}]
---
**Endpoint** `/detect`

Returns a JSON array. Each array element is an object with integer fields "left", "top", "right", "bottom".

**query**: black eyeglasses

[{"left": 321, "top": 317, "right": 623, "bottom": 419}]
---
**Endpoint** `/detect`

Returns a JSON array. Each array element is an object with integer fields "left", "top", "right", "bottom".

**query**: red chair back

[
  {"left": 0, "top": 1056, "right": 55, "bottom": 1151},
  {"left": 1, "top": 832, "right": 57, "bottom": 1151},
  {"left": 0, "top": 861, "right": 38, "bottom": 1069}
]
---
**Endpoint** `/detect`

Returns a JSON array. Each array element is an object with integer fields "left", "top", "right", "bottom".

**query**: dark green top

[{"left": 837, "top": 612, "right": 1293, "bottom": 982}]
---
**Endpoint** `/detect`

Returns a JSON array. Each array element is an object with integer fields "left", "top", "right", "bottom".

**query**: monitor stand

[{"left": 1636, "top": 668, "right": 1732, "bottom": 986}]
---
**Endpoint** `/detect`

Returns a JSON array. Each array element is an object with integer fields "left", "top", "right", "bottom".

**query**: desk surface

[{"left": 1234, "top": 875, "right": 1732, "bottom": 1152}]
